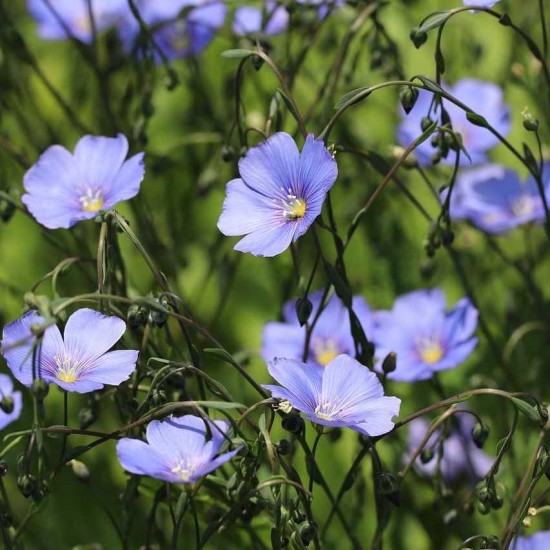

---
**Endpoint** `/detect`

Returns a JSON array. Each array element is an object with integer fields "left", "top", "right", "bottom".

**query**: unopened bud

[
  {"left": 298, "top": 521, "right": 317, "bottom": 546},
  {"left": 0, "top": 396, "right": 14, "bottom": 414},
  {"left": 522, "top": 107, "right": 539, "bottom": 132},
  {"left": 381, "top": 352, "right": 397, "bottom": 374},
  {"left": 400, "top": 85, "right": 419, "bottom": 114},
  {"left": 69, "top": 460, "right": 90, "bottom": 482},
  {"left": 31, "top": 378, "right": 49, "bottom": 400},
  {"left": 281, "top": 414, "right": 304, "bottom": 435},
  {"left": 127, "top": 305, "right": 148, "bottom": 329},
  {"left": 471, "top": 422, "right": 489, "bottom": 449},
  {"left": 410, "top": 29, "right": 428, "bottom": 49},
  {"left": 420, "top": 447, "right": 435, "bottom": 464},
  {"left": 295, "top": 297, "right": 313, "bottom": 327},
  {"left": 17, "top": 474, "right": 38, "bottom": 498}
]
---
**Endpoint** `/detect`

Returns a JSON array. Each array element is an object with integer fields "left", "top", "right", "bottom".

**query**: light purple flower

[
  {"left": 233, "top": 3, "right": 289, "bottom": 36},
  {"left": 263, "top": 354, "right": 401, "bottom": 436},
  {"left": 22, "top": 134, "right": 144, "bottom": 229},
  {"left": 27, "top": 0, "right": 129, "bottom": 43},
  {"left": 448, "top": 164, "right": 550, "bottom": 234},
  {"left": 397, "top": 78, "right": 510, "bottom": 166},
  {"left": 262, "top": 291, "right": 374, "bottom": 367},
  {"left": 296, "top": 0, "right": 345, "bottom": 18},
  {"left": 463, "top": 0, "right": 501, "bottom": 6},
  {"left": 513, "top": 532, "right": 550, "bottom": 550},
  {"left": 0, "top": 374, "right": 23, "bottom": 430},
  {"left": 121, "top": 0, "right": 226, "bottom": 60},
  {"left": 372, "top": 289, "right": 478, "bottom": 382},
  {"left": 405, "top": 414, "right": 492, "bottom": 482},
  {"left": 218, "top": 132, "right": 338, "bottom": 257},
  {"left": 1, "top": 309, "right": 138, "bottom": 393},
  {"left": 116, "top": 414, "right": 240, "bottom": 483}
]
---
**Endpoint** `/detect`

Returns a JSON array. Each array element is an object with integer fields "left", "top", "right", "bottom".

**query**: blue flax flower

[
  {"left": 405, "top": 414, "right": 492, "bottom": 482},
  {"left": 373, "top": 289, "right": 478, "bottom": 382},
  {"left": 463, "top": 0, "right": 501, "bottom": 6},
  {"left": 513, "top": 532, "right": 550, "bottom": 550},
  {"left": 27, "top": 0, "right": 128, "bottom": 43},
  {"left": 121, "top": 0, "right": 226, "bottom": 60},
  {"left": 263, "top": 354, "right": 401, "bottom": 436},
  {"left": 22, "top": 134, "right": 144, "bottom": 229},
  {"left": 0, "top": 374, "right": 23, "bottom": 430},
  {"left": 116, "top": 415, "right": 240, "bottom": 483},
  {"left": 262, "top": 291, "right": 374, "bottom": 367},
  {"left": 449, "top": 164, "right": 550, "bottom": 234},
  {"left": 1, "top": 309, "right": 138, "bottom": 393},
  {"left": 218, "top": 132, "right": 338, "bottom": 257},
  {"left": 397, "top": 78, "right": 510, "bottom": 166},
  {"left": 233, "top": 2, "right": 289, "bottom": 36}
]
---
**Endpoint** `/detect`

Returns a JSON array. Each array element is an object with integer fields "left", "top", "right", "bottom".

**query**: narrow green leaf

[
  {"left": 334, "top": 87, "right": 371, "bottom": 110},
  {"left": 221, "top": 49, "right": 254, "bottom": 59}
]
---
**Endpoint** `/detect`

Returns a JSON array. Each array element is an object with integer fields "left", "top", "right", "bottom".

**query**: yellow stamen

[
  {"left": 171, "top": 461, "right": 194, "bottom": 482},
  {"left": 313, "top": 339, "right": 340, "bottom": 367},
  {"left": 420, "top": 342, "right": 443, "bottom": 365},
  {"left": 283, "top": 197, "right": 306, "bottom": 220},
  {"left": 55, "top": 356, "right": 80, "bottom": 383},
  {"left": 82, "top": 197, "right": 105, "bottom": 212}
]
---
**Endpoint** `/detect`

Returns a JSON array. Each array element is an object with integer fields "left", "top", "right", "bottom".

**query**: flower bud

[
  {"left": 400, "top": 85, "right": 419, "bottom": 115},
  {"left": 410, "top": 29, "right": 428, "bottom": 49},
  {"left": 522, "top": 108, "right": 539, "bottom": 132},
  {"left": 381, "top": 352, "right": 397, "bottom": 375},
  {"left": 79, "top": 406, "right": 98, "bottom": 429},
  {"left": 221, "top": 145, "right": 235, "bottom": 163},
  {"left": 276, "top": 439, "right": 291, "bottom": 456},
  {"left": 69, "top": 460, "right": 90, "bottom": 483},
  {"left": 421, "top": 116, "right": 434, "bottom": 132},
  {"left": 478, "top": 487, "right": 494, "bottom": 505},
  {"left": 298, "top": 521, "right": 318, "bottom": 546},
  {"left": 0, "top": 199, "right": 15, "bottom": 223},
  {"left": 31, "top": 378, "right": 49, "bottom": 401},
  {"left": 281, "top": 414, "right": 304, "bottom": 435},
  {"left": 420, "top": 447, "right": 435, "bottom": 464},
  {"left": 0, "top": 396, "right": 14, "bottom": 414},
  {"left": 127, "top": 305, "right": 148, "bottom": 329},
  {"left": 295, "top": 297, "right": 313, "bottom": 327},
  {"left": 17, "top": 474, "right": 38, "bottom": 498},
  {"left": 471, "top": 422, "right": 489, "bottom": 449}
]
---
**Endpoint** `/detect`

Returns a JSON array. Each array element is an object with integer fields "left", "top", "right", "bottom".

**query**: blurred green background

[{"left": 0, "top": 0, "right": 549, "bottom": 548}]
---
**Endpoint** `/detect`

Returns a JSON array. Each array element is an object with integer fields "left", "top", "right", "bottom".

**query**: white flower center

[
  {"left": 511, "top": 194, "right": 536, "bottom": 218},
  {"left": 55, "top": 355, "right": 81, "bottom": 383},
  {"left": 314, "top": 401, "right": 339, "bottom": 422},
  {"left": 79, "top": 188, "right": 105, "bottom": 213},
  {"left": 171, "top": 459, "right": 196, "bottom": 482},
  {"left": 276, "top": 188, "right": 306, "bottom": 220}
]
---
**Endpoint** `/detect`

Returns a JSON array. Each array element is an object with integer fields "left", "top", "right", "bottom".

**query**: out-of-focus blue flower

[
  {"left": 296, "top": 0, "right": 345, "bottom": 18},
  {"left": 397, "top": 78, "right": 510, "bottom": 166},
  {"left": 262, "top": 291, "right": 374, "bottom": 367},
  {"left": 116, "top": 415, "right": 240, "bottom": 483},
  {"left": 121, "top": 0, "right": 226, "bottom": 60},
  {"left": 463, "top": 0, "right": 501, "bottom": 6},
  {"left": 0, "top": 374, "right": 23, "bottom": 430},
  {"left": 218, "top": 132, "right": 338, "bottom": 257},
  {"left": 405, "top": 414, "right": 492, "bottom": 482},
  {"left": 27, "top": 0, "right": 129, "bottom": 43},
  {"left": 22, "top": 134, "right": 144, "bottom": 229},
  {"left": 448, "top": 164, "right": 550, "bottom": 234},
  {"left": 513, "top": 532, "right": 550, "bottom": 550},
  {"left": 372, "top": 289, "right": 478, "bottom": 382},
  {"left": 1, "top": 309, "right": 138, "bottom": 394},
  {"left": 263, "top": 354, "right": 401, "bottom": 436},
  {"left": 233, "top": 2, "right": 289, "bottom": 36}
]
